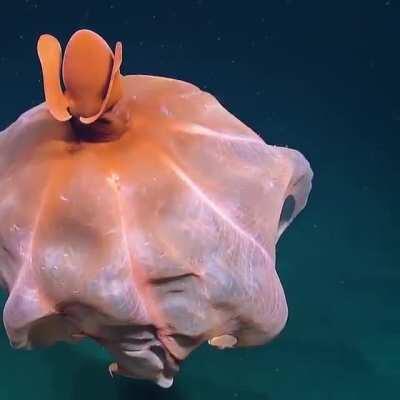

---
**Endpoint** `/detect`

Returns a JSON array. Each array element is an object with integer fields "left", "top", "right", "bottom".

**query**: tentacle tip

[
  {"left": 108, "top": 362, "right": 118, "bottom": 378},
  {"left": 156, "top": 375, "right": 174, "bottom": 389},
  {"left": 208, "top": 334, "right": 238, "bottom": 349}
]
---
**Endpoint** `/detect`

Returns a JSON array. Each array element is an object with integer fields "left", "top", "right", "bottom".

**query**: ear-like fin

[
  {"left": 37, "top": 34, "right": 71, "bottom": 122},
  {"left": 79, "top": 41, "right": 123, "bottom": 125}
]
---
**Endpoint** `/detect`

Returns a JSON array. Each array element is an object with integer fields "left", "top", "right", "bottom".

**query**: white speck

[
  {"left": 160, "top": 105, "right": 172, "bottom": 117},
  {"left": 11, "top": 224, "right": 20, "bottom": 231},
  {"left": 60, "top": 195, "right": 69, "bottom": 202},
  {"left": 107, "top": 173, "right": 120, "bottom": 188}
]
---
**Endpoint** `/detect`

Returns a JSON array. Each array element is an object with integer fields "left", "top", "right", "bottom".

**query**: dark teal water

[{"left": 0, "top": 1, "right": 399, "bottom": 399}]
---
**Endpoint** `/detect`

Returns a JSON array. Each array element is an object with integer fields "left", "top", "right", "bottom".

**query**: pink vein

[
  {"left": 161, "top": 156, "right": 271, "bottom": 264},
  {"left": 108, "top": 176, "right": 147, "bottom": 320},
  {"left": 8, "top": 169, "right": 56, "bottom": 330},
  {"left": 174, "top": 122, "right": 263, "bottom": 144}
]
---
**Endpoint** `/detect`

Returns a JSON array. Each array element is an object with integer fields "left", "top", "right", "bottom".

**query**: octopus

[{"left": 0, "top": 29, "right": 313, "bottom": 388}]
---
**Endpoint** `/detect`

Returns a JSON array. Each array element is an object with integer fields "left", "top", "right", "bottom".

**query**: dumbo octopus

[{"left": 0, "top": 30, "right": 313, "bottom": 387}]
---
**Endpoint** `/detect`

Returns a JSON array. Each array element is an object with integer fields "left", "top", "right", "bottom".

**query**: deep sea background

[{"left": 0, "top": 1, "right": 398, "bottom": 399}]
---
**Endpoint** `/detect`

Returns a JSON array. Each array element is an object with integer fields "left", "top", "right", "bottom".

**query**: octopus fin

[
  {"left": 37, "top": 34, "right": 71, "bottom": 122},
  {"left": 79, "top": 41, "right": 123, "bottom": 124}
]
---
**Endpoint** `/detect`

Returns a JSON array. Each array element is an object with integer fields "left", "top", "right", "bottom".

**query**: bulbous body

[{"left": 0, "top": 74, "right": 312, "bottom": 387}]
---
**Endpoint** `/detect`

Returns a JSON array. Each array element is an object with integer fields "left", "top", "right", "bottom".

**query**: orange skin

[{"left": 0, "top": 30, "right": 313, "bottom": 388}]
